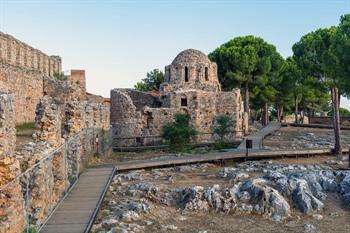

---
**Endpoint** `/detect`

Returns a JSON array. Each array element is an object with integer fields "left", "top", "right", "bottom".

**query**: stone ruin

[
  {"left": 110, "top": 49, "right": 245, "bottom": 147},
  {"left": 0, "top": 32, "right": 62, "bottom": 124},
  {"left": 0, "top": 93, "right": 25, "bottom": 233},
  {"left": 0, "top": 33, "right": 111, "bottom": 233}
]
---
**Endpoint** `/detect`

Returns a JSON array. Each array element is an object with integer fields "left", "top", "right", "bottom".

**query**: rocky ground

[
  {"left": 92, "top": 157, "right": 350, "bottom": 233},
  {"left": 264, "top": 127, "right": 350, "bottom": 150}
]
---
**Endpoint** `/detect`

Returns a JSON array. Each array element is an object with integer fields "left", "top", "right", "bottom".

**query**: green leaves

[
  {"left": 161, "top": 113, "right": 197, "bottom": 152},
  {"left": 214, "top": 114, "right": 234, "bottom": 142},
  {"left": 209, "top": 35, "right": 282, "bottom": 91},
  {"left": 134, "top": 69, "right": 164, "bottom": 92}
]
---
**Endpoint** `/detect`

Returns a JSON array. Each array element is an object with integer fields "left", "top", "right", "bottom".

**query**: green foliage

[
  {"left": 53, "top": 72, "right": 68, "bottom": 81},
  {"left": 329, "top": 107, "right": 350, "bottom": 117},
  {"left": 214, "top": 114, "right": 233, "bottom": 142},
  {"left": 24, "top": 227, "right": 38, "bottom": 233},
  {"left": 332, "top": 14, "right": 350, "bottom": 97},
  {"left": 161, "top": 113, "right": 197, "bottom": 152},
  {"left": 209, "top": 36, "right": 283, "bottom": 91},
  {"left": 134, "top": 69, "right": 164, "bottom": 91},
  {"left": 209, "top": 35, "right": 284, "bottom": 120},
  {"left": 299, "top": 76, "right": 331, "bottom": 114},
  {"left": 293, "top": 26, "right": 341, "bottom": 88}
]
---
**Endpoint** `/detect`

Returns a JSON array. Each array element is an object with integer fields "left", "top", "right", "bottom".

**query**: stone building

[{"left": 110, "top": 49, "right": 244, "bottom": 147}]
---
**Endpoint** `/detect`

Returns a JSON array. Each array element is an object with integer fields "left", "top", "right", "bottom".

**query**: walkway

[
  {"left": 237, "top": 121, "right": 281, "bottom": 150},
  {"left": 40, "top": 166, "right": 115, "bottom": 233},
  {"left": 116, "top": 148, "right": 336, "bottom": 171}
]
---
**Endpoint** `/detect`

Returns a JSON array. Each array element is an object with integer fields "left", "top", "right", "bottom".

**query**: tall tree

[
  {"left": 333, "top": 14, "right": 350, "bottom": 104},
  {"left": 293, "top": 26, "right": 344, "bottom": 157},
  {"left": 209, "top": 36, "right": 283, "bottom": 125},
  {"left": 134, "top": 69, "right": 164, "bottom": 92}
]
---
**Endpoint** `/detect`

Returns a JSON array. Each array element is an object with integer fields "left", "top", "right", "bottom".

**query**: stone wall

[
  {"left": 110, "top": 88, "right": 243, "bottom": 147},
  {"left": 0, "top": 32, "right": 61, "bottom": 76},
  {"left": 0, "top": 93, "right": 25, "bottom": 233},
  {"left": 0, "top": 63, "right": 43, "bottom": 123},
  {"left": 0, "top": 32, "right": 62, "bottom": 124},
  {"left": 309, "top": 116, "right": 350, "bottom": 128},
  {"left": 8, "top": 93, "right": 110, "bottom": 231}
]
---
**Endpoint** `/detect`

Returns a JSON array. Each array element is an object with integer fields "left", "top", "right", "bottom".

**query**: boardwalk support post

[{"left": 245, "top": 139, "right": 253, "bottom": 161}]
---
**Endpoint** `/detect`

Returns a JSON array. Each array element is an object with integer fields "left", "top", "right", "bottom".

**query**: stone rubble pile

[
  {"left": 178, "top": 162, "right": 350, "bottom": 222},
  {"left": 93, "top": 162, "right": 350, "bottom": 233}
]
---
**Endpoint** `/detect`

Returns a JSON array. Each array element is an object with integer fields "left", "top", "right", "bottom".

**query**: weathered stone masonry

[
  {"left": 0, "top": 33, "right": 111, "bottom": 232},
  {"left": 111, "top": 49, "right": 244, "bottom": 147},
  {"left": 0, "top": 32, "right": 62, "bottom": 124},
  {"left": 0, "top": 93, "right": 25, "bottom": 233}
]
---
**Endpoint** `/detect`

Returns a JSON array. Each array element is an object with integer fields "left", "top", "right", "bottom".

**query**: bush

[
  {"left": 161, "top": 113, "right": 197, "bottom": 152},
  {"left": 24, "top": 227, "right": 38, "bottom": 233},
  {"left": 214, "top": 114, "right": 233, "bottom": 143}
]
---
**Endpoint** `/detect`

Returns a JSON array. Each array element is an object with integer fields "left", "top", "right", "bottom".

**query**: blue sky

[{"left": 0, "top": 0, "right": 349, "bottom": 109}]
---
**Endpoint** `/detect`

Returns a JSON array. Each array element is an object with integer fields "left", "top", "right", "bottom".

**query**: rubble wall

[
  {"left": 6, "top": 93, "right": 110, "bottom": 230},
  {"left": 0, "top": 93, "right": 25, "bottom": 233}
]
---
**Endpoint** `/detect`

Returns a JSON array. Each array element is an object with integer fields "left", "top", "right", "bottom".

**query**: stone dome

[{"left": 172, "top": 49, "right": 210, "bottom": 65}]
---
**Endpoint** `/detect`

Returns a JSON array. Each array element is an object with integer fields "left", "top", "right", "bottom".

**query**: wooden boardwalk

[
  {"left": 115, "top": 148, "right": 343, "bottom": 171},
  {"left": 40, "top": 166, "right": 115, "bottom": 233},
  {"left": 237, "top": 121, "right": 281, "bottom": 150}
]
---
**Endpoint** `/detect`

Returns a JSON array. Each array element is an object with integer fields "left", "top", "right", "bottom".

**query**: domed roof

[{"left": 172, "top": 49, "right": 210, "bottom": 65}]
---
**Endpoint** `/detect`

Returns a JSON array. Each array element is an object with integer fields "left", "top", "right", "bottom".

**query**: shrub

[
  {"left": 53, "top": 72, "right": 68, "bottom": 81},
  {"left": 161, "top": 113, "right": 197, "bottom": 152},
  {"left": 214, "top": 114, "right": 233, "bottom": 143},
  {"left": 24, "top": 227, "right": 38, "bottom": 233}
]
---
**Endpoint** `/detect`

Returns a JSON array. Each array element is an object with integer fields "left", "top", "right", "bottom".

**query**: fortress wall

[
  {"left": 0, "top": 32, "right": 62, "bottom": 124},
  {"left": 0, "top": 63, "right": 43, "bottom": 123},
  {"left": 0, "top": 32, "right": 61, "bottom": 75}
]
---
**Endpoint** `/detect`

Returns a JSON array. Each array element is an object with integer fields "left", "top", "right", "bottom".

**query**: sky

[{"left": 0, "top": 0, "right": 349, "bottom": 109}]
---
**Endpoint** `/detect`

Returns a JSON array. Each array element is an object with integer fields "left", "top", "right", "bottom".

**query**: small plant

[
  {"left": 214, "top": 114, "right": 233, "bottom": 144},
  {"left": 16, "top": 122, "right": 35, "bottom": 131},
  {"left": 53, "top": 72, "right": 68, "bottom": 81},
  {"left": 24, "top": 227, "right": 38, "bottom": 233},
  {"left": 161, "top": 113, "right": 197, "bottom": 152}
]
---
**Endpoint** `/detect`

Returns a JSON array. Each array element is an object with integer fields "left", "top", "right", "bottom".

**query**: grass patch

[{"left": 16, "top": 122, "right": 35, "bottom": 131}]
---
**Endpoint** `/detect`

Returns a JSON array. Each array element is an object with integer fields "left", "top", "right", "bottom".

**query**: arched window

[
  {"left": 185, "top": 66, "right": 189, "bottom": 82},
  {"left": 205, "top": 67, "right": 209, "bottom": 81},
  {"left": 168, "top": 68, "right": 171, "bottom": 82}
]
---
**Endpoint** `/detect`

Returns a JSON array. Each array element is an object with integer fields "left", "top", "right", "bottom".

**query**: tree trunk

[
  {"left": 280, "top": 105, "right": 284, "bottom": 122},
  {"left": 277, "top": 105, "right": 281, "bottom": 122},
  {"left": 262, "top": 103, "right": 269, "bottom": 126},
  {"left": 301, "top": 111, "right": 305, "bottom": 124},
  {"left": 331, "top": 87, "right": 342, "bottom": 158},
  {"left": 244, "top": 82, "right": 250, "bottom": 120},
  {"left": 294, "top": 95, "right": 298, "bottom": 124}
]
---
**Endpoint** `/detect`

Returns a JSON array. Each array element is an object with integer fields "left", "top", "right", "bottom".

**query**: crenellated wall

[
  {"left": 0, "top": 32, "right": 62, "bottom": 124},
  {"left": 0, "top": 32, "right": 61, "bottom": 76}
]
